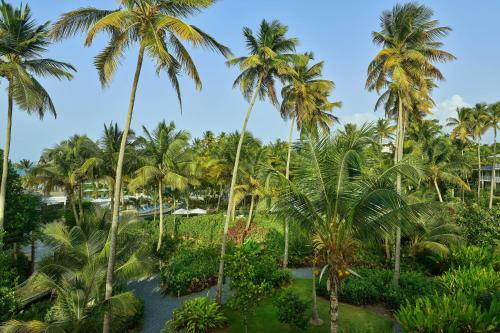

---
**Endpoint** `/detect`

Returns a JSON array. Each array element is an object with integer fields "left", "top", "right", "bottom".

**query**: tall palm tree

[
  {"left": 0, "top": 1, "right": 75, "bottom": 242},
  {"left": 130, "top": 121, "right": 196, "bottom": 251},
  {"left": 51, "top": 2, "right": 230, "bottom": 329},
  {"left": 274, "top": 125, "right": 428, "bottom": 333},
  {"left": 280, "top": 53, "right": 340, "bottom": 267},
  {"left": 98, "top": 122, "right": 137, "bottom": 213},
  {"left": 468, "top": 103, "right": 488, "bottom": 199},
  {"left": 486, "top": 102, "right": 500, "bottom": 208},
  {"left": 366, "top": 3, "right": 454, "bottom": 285},
  {"left": 216, "top": 19, "right": 297, "bottom": 303}
]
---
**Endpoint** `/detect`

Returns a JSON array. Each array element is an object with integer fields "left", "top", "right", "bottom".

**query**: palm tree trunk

[
  {"left": 109, "top": 183, "right": 115, "bottom": 215},
  {"left": 103, "top": 44, "right": 145, "bottom": 333},
  {"left": 215, "top": 76, "right": 263, "bottom": 304},
  {"left": 172, "top": 197, "right": 177, "bottom": 237},
  {"left": 329, "top": 275, "right": 339, "bottom": 333},
  {"left": 310, "top": 271, "right": 323, "bottom": 326},
  {"left": 70, "top": 193, "right": 80, "bottom": 226},
  {"left": 78, "top": 182, "right": 84, "bottom": 220},
  {"left": 489, "top": 128, "right": 497, "bottom": 209},
  {"left": 30, "top": 232, "right": 36, "bottom": 274},
  {"left": 393, "top": 97, "right": 404, "bottom": 286},
  {"left": 216, "top": 185, "right": 223, "bottom": 211},
  {"left": 245, "top": 194, "right": 255, "bottom": 231},
  {"left": 157, "top": 180, "right": 164, "bottom": 252},
  {"left": 433, "top": 177, "right": 444, "bottom": 202},
  {"left": 283, "top": 116, "right": 295, "bottom": 268},
  {"left": 477, "top": 135, "right": 482, "bottom": 200},
  {"left": 0, "top": 83, "right": 13, "bottom": 243}
]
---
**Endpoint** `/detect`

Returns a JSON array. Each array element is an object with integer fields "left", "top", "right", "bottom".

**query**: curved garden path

[{"left": 129, "top": 268, "right": 314, "bottom": 333}]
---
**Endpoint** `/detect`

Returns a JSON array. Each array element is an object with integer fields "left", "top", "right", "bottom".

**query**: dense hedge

[
  {"left": 316, "top": 268, "right": 438, "bottom": 311},
  {"left": 160, "top": 244, "right": 221, "bottom": 296}
]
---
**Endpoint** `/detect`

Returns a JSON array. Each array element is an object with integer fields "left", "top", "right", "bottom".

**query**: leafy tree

[
  {"left": 366, "top": 3, "right": 454, "bottom": 284},
  {"left": 51, "top": 2, "right": 230, "bottom": 329},
  {"left": 217, "top": 19, "right": 298, "bottom": 303},
  {"left": 0, "top": 1, "right": 75, "bottom": 243},
  {"left": 274, "top": 126, "right": 429, "bottom": 333}
]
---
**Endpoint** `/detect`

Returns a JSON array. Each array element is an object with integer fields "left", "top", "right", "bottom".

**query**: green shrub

[
  {"left": 225, "top": 241, "right": 287, "bottom": 332},
  {"left": 274, "top": 289, "right": 309, "bottom": 330},
  {"left": 396, "top": 292, "right": 500, "bottom": 332},
  {"left": 453, "top": 204, "right": 500, "bottom": 247},
  {"left": 164, "top": 297, "right": 227, "bottom": 333},
  {"left": 450, "top": 246, "right": 496, "bottom": 269},
  {"left": 316, "top": 268, "right": 437, "bottom": 311},
  {"left": 0, "top": 286, "right": 18, "bottom": 322},
  {"left": 14, "top": 300, "right": 52, "bottom": 322},
  {"left": 383, "top": 271, "right": 438, "bottom": 311},
  {"left": 161, "top": 244, "right": 220, "bottom": 295},
  {"left": 440, "top": 266, "right": 499, "bottom": 298},
  {"left": 264, "top": 226, "right": 313, "bottom": 267}
]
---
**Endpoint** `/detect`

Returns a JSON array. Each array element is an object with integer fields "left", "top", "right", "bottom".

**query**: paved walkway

[{"left": 129, "top": 268, "right": 313, "bottom": 333}]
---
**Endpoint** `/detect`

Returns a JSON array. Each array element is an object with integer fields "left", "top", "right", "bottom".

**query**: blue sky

[{"left": 3, "top": 0, "right": 500, "bottom": 161}]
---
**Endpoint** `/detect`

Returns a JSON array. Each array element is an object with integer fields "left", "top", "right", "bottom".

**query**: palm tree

[
  {"left": 280, "top": 53, "right": 340, "bottom": 267},
  {"left": 51, "top": 2, "right": 230, "bottom": 329},
  {"left": 375, "top": 118, "right": 396, "bottom": 149},
  {"left": 130, "top": 121, "right": 196, "bottom": 251},
  {"left": 447, "top": 107, "right": 473, "bottom": 151},
  {"left": 97, "top": 122, "right": 137, "bottom": 213},
  {"left": 420, "top": 137, "right": 470, "bottom": 202},
  {"left": 0, "top": 1, "right": 75, "bottom": 242},
  {"left": 33, "top": 135, "right": 99, "bottom": 225},
  {"left": 366, "top": 2, "right": 454, "bottom": 285},
  {"left": 274, "top": 125, "right": 428, "bottom": 333},
  {"left": 2, "top": 208, "right": 151, "bottom": 332},
  {"left": 216, "top": 19, "right": 297, "bottom": 303},
  {"left": 486, "top": 102, "right": 500, "bottom": 208},
  {"left": 409, "top": 217, "right": 462, "bottom": 259},
  {"left": 468, "top": 103, "right": 488, "bottom": 199}
]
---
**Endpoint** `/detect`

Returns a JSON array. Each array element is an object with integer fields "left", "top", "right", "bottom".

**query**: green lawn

[{"left": 216, "top": 279, "right": 393, "bottom": 333}]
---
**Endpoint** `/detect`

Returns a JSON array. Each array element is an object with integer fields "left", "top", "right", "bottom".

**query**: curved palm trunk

[
  {"left": 393, "top": 97, "right": 404, "bottom": 286},
  {"left": 0, "top": 84, "right": 13, "bottom": 243},
  {"left": 215, "top": 76, "right": 262, "bottom": 304},
  {"left": 157, "top": 180, "right": 164, "bottom": 252},
  {"left": 103, "top": 45, "right": 145, "bottom": 333},
  {"left": 477, "top": 136, "right": 482, "bottom": 201},
  {"left": 283, "top": 116, "right": 295, "bottom": 268},
  {"left": 433, "top": 177, "right": 444, "bottom": 202},
  {"left": 245, "top": 194, "right": 255, "bottom": 231},
  {"left": 489, "top": 128, "right": 497, "bottom": 209}
]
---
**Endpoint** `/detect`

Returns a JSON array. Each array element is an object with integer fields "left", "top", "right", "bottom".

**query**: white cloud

[
  {"left": 431, "top": 95, "right": 470, "bottom": 128},
  {"left": 339, "top": 111, "right": 379, "bottom": 126}
]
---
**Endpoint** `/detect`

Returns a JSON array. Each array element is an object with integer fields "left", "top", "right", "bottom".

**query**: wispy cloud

[{"left": 431, "top": 95, "right": 470, "bottom": 129}]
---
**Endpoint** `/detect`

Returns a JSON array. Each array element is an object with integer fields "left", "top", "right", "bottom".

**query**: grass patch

[{"left": 216, "top": 279, "right": 393, "bottom": 333}]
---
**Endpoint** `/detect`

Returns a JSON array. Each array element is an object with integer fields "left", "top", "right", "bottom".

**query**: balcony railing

[{"left": 481, "top": 176, "right": 500, "bottom": 183}]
